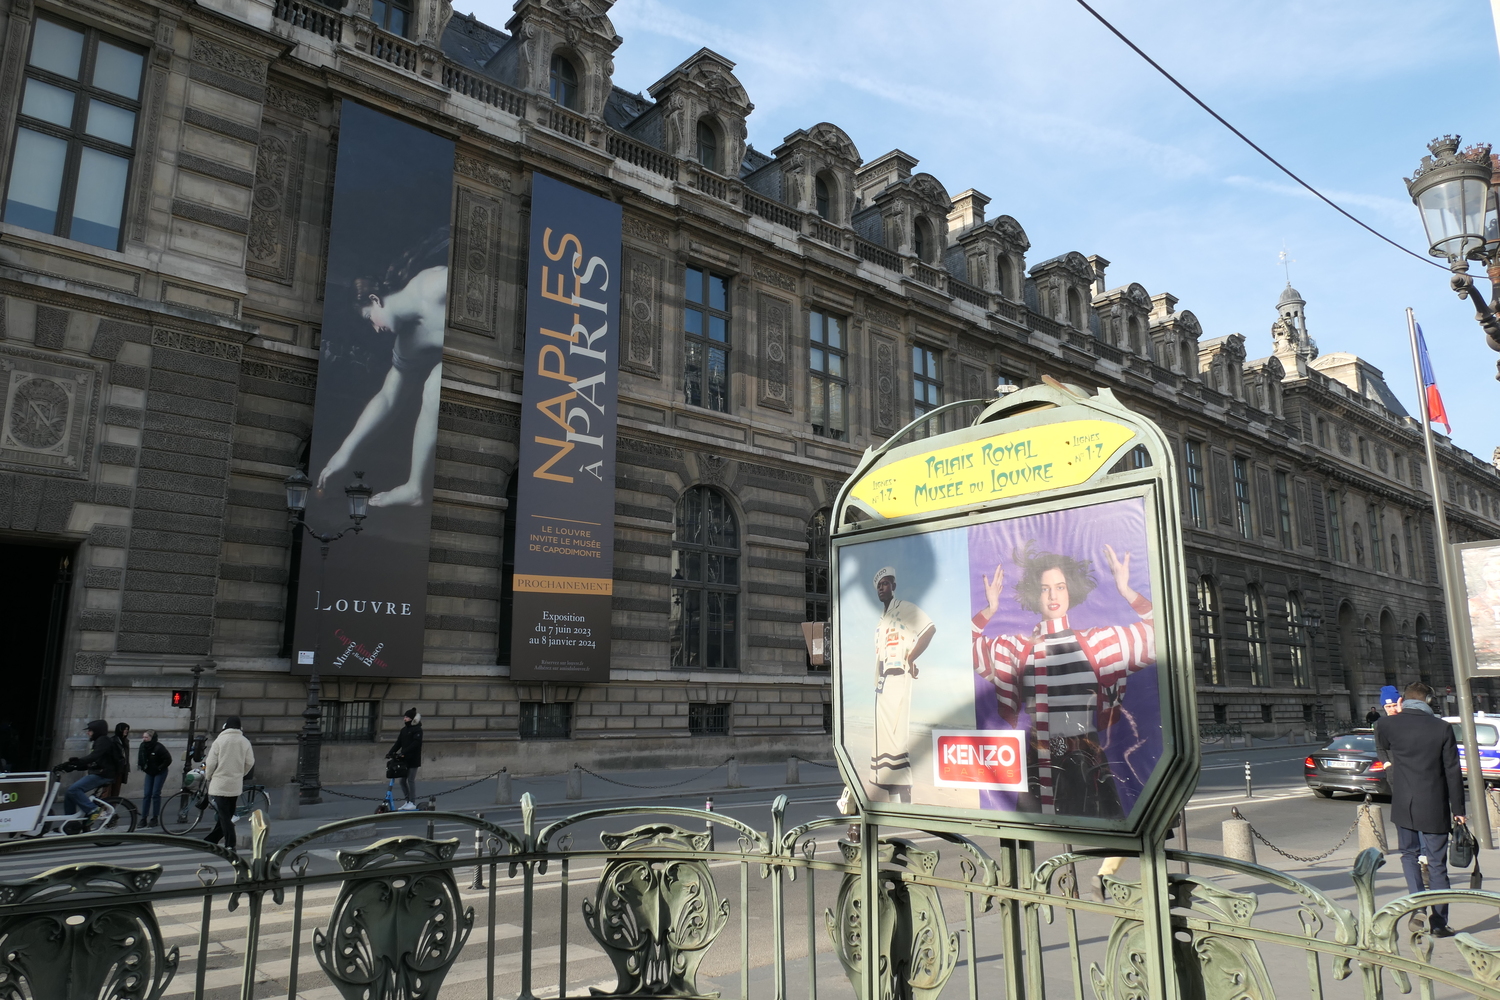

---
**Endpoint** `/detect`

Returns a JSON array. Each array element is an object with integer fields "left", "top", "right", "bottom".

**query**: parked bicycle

[
  {"left": 158, "top": 783, "right": 270, "bottom": 836},
  {"left": 0, "top": 769, "right": 137, "bottom": 838}
]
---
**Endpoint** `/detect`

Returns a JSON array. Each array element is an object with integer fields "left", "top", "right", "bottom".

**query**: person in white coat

[{"left": 201, "top": 716, "right": 255, "bottom": 852}]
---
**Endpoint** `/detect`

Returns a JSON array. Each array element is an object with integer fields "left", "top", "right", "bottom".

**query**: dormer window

[
  {"left": 1128, "top": 315, "right": 1143, "bottom": 354},
  {"left": 815, "top": 175, "right": 831, "bottom": 220},
  {"left": 550, "top": 54, "right": 579, "bottom": 110},
  {"left": 697, "top": 119, "right": 719, "bottom": 172},
  {"left": 913, "top": 216, "right": 934, "bottom": 262},
  {"left": 1067, "top": 287, "right": 1083, "bottom": 329}
]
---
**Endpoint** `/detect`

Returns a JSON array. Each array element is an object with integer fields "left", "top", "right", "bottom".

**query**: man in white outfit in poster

[{"left": 870, "top": 567, "right": 935, "bottom": 803}]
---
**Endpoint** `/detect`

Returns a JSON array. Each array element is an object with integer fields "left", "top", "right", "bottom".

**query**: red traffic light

[{"left": 171, "top": 690, "right": 193, "bottom": 709}]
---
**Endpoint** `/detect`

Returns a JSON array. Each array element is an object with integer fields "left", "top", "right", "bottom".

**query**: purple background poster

[{"left": 968, "top": 497, "right": 1159, "bottom": 812}]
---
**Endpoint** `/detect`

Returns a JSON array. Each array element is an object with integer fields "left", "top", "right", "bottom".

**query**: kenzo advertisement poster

[{"left": 291, "top": 101, "right": 455, "bottom": 678}]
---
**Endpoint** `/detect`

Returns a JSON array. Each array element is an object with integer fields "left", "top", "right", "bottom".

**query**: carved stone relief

[
  {"left": 621, "top": 247, "right": 662, "bottom": 377},
  {"left": 872, "top": 334, "right": 897, "bottom": 435},
  {"left": 624, "top": 215, "right": 670, "bottom": 247},
  {"left": 266, "top": 84, "right": 322, "bottom": 121},
  {"left": 451, "top": 187, "right": 501, "bottom": 336},
  {"left": 246, "top": 122, "right": 306, "bottom": 284},
  {"left": 129, "top": 67, "right": 167, "bottom": 242},
  {"left": 1294, "top": 478, "right": 1313, "bottom": 548},
  {"left": 0, "top": 344, "right": 102, "bottom": 479},
  {"left": 1255, "top": 466, "right": 1276, "bottom": 537},
  {"left": 1211, "top": 451, "right": 1232, "bottom": 524},
  {"left": 753, "top": 265, "right": 796, "bottom": 293},
  {"left": 454, "top": 153, "right": 512, "bottom": 191},
  {"left": 757, "top": 293, "right": 791, "bottom": 412}
]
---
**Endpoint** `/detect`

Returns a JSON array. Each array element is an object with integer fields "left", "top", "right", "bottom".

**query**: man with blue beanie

[{"left": 1380, "top": 685, "right": 1402, "bottom": 717}]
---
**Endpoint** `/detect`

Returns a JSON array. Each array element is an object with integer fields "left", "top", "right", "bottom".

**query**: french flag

[{"left": 1415, "top": 323, "right": 1451, "bottom": 434}]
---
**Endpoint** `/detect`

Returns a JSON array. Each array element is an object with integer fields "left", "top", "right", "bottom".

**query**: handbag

[
  {"left": 1450, "top": 820, "right": 1478, "bottom": 870},
  {"left": 386, "top": 758, "right": 409, "bottom": 780}
]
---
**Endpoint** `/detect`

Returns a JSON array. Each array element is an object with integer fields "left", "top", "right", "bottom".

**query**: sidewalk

[{"left": 258, "top": 757, "right": 845, "bottom": 848}]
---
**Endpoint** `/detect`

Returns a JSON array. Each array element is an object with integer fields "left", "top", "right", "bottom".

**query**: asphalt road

[{"left": 1, "top": 748, "right": 1491, "bottom": 999}]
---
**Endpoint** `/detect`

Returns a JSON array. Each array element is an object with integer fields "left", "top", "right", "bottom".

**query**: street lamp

[
  {"left": 284, "top": 468, "right": 371, "bottom": 805},
  {"left": 1405, "top": 135, "right": 1500, "bottom": 359}
]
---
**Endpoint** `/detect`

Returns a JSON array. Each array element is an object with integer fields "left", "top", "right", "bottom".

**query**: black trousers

[
  {"left": 1028, "top": 736, "right": 1123, "bottom": 819},
  {"left": 400, "top": 767, "right": 419, "bottom": 803},
  {"left": 203, "top": 794, "right": 237, "bottom": 850}
]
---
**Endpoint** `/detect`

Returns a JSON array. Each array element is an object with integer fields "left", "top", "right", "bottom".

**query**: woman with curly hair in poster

[
  {"left": 971, "top": 540, "right": 1155, "bottom": 818},
  {"left": 317, "top": 229, "right": 449, "bottom": 507}
]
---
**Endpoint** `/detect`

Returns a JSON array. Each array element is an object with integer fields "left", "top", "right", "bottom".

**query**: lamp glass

[
  {"left": 344, "top": 474, "right": 372, "bottom": 521},
  {"left": 1416, "top": 175, "right": 1490, "bottom": 260},
  {"left": 284, "top": 470, "right": 310, "bottom": 512}
]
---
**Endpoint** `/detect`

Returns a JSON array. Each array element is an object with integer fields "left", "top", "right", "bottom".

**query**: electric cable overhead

[{"left": 1071, "top": 0, "right": 1447, "bottom": 270}]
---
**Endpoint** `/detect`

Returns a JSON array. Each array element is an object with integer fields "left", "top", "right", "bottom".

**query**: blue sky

[{"left": 466, "top": 0, "right": 1499, "bottom": 462}]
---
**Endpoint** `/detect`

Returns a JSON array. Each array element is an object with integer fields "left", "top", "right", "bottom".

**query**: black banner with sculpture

[
  {"left": 291, "top": 101, "right": 454, "bottom": 678},
  {"left": 509, "top": 174, "right": 622, "bottom": 681}
]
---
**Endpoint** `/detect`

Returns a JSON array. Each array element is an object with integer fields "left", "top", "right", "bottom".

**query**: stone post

[
  {"left": 726, "top": 757, "right": 741, "bottom": 789},
  {"left": 1358, "top": 802, "right": 1388, "bottom": 854},
  {"left": 566, "top": 764, "right": 583, "bottom": 800},
  {"left": 786, "top": 757, "right": 800, "bottom": 785},
  {"left": 278, "top": 781, "right": 300, "bottom": 821},
  {"left": 495, "top": 769, "right": 512, "bottom": 805},
  {"left": 1222, "top": 818, "right": 1256, "bottom": 863}
]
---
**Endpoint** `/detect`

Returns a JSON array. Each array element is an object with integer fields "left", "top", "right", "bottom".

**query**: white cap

[{"left": 874, "top": 567, "right": 896, "bottom": 588}]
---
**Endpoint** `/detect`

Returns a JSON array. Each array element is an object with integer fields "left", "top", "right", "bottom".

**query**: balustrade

[
  {"left": 368, "top": 27, "right": 417, "bottom": 71},
  {"left": 692, "top": 169, "right": 729, "bottom": 202},
  {"left": 854, "top": 237, "right": 901, "bottom": 271},
  {"left": 743, "top": 190, "right": 801, "bottom": 231},
  {"left": 443, "top": 64, "right": 525, "bottom": 117},
  {"left": 949, "top": 276, "right": 989, "bottom": 308},
  {"left": 607, "top": 133, "right": 679, "bottom": 180},
  {"left": 539, "top": 104, "right": 590, "bottom": 143},
  {"left": 273, "top": 0, "right": 342, "bottom": 41}
]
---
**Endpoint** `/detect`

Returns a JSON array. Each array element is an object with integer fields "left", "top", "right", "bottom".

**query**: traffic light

[{"left": 171, "top": 690, "right": 194, "bottom": 709}]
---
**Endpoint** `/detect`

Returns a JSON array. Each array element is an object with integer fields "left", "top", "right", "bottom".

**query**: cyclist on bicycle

[{"left": 59, "top": 719, "right": 121, "bottom": 818}]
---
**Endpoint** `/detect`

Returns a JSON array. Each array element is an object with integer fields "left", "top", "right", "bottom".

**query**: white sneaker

[{"left": 396, "top": 801, "right": 418, "bottom": 812}]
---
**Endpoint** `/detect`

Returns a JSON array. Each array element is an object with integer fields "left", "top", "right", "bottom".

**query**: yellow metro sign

[{"left": 848, "top": 419, "right": 1136, "bottom": 519}]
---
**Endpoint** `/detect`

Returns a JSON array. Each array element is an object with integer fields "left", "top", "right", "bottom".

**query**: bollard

[
  {"left": 1223, "top": 817, "right": 1256, "bottom": 863},
  {"left": 1244, "top": 761, "right": 1253, "bottom": 798},
  {"left": 786, "top": 757, "right": 800, "bottom": 785},
  {"left": 705, "top": 794, "right": 715, "bottom": 851},
  {"left": 470, "top": 824, "right": 486, "bottom": 890},
  {"left": 495, "top": 769, "right": 512, "bottom": 806},
  {"left": 1358, "top": 800, "right": 1388, "bottom": 854},
  {"left": 726, "top": 757, "right": 741, "bottom": 789},
  {"left": 566, "top": 764, "right": 583, "bottom": 800},
  {"left": 278, "top": 781, "right": 301, "bottom": 821}
]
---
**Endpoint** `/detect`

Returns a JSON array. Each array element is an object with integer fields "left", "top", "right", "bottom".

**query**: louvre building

[{"left": 1, "top": 0, "right": 1497, "bottom": 782}]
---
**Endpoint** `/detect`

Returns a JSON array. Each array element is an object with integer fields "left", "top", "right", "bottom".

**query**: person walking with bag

[
  {"left": 387, "top": 708, "right": 423, "bottom": 811},
  {"left": 201, "top": 717, "right": 254, "bottom": 853},
  {"left": 1375, "top": 681, "right": 1467, "bottom": 937},
  {"left": 107, "top": 722, "right": 131, "bottom": 798},
  {"left": 136, "top": 730, "right": 172, "bottom": 827}
]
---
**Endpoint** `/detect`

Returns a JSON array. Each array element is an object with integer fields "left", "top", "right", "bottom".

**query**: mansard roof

[{"left": 441, "top": 11, "right": 509, "bottom": 73}]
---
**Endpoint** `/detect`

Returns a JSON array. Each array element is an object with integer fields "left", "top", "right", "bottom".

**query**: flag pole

[{"left": 1407, "top": 307, "right": 1491, "bottom": 848}]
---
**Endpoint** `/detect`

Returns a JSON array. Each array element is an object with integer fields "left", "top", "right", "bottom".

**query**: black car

[{"left": 1304, "top": 732, "right": 1390, "bottom": 798}]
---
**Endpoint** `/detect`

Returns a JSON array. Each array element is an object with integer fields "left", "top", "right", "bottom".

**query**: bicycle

[
  {"left": 0, "top": 769, "right": 138, "bottom": 838},
  {"left": 158, "top": 784, "right": 270, "bottom": 836}
]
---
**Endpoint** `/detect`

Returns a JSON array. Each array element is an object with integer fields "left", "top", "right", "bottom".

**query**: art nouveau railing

[{"left": 3, "top": 794, "right": 1500, "bottom": 1000}]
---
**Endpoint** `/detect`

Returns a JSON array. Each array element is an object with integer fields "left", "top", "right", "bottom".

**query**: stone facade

[{"left": 1, "top": 0, "right": 1496, "bottom": 782}]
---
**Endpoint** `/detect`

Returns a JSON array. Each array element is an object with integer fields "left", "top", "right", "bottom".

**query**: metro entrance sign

[{"left": 831, "top": 380, "right": 1198, "bottom": 842}]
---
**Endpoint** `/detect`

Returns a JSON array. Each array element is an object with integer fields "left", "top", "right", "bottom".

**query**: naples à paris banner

[
  {"left": 509, "top": 174, "right": 622, "bottom": 681},
  {"left": 292, "top": 101, "right": 454, "bottom": 678}
]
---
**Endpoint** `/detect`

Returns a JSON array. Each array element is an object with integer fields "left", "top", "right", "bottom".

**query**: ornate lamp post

[
  {"left": 1405, "top": 135, "right": 1500, "bottom": 367},
  {"left": 284, "top": 469, "right": 372, "bottom": 804}
]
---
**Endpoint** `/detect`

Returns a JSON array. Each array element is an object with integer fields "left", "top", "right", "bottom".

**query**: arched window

[
  {"left": 997, "top": 255, "right": 1013, "bottom": 299},
  {"left": 1287, "top": 591, "right": 1310, "bottom": 688},
  {"left": 815, "top": 174, "right": 832, "bottom": 220},
  {"left": 913, "top": 217, "right": 932, "bottom": 262},
  {"left": 1197, "top": 576, "right": 1222, "bottom": 685},
  {"left": 549, "top": 53, "right": 579, "bottom": 110},
  {"left": 1380, "top": 610, "right": 1397, "bottom": 686},
  {"left": 1067, "top": 287, "right": 1083, "bottom": 329},
  {"left": 671, "top": 486, "right": 739, "bottom": 670},
  {"left": 496, "top": 471, "right": 518, "bottom": 665},
  {"left": 1128, "top": 315, "right": 1143, "bottom": 354},
  {"left": 696, "top": 119, "right": 719, "bottom": 172},
  {"left": 1245, "top": 585, "right": 1269, "bottom": 686},
  {"left": 804, "top": 509, "right": 831, "bottom": 671}
]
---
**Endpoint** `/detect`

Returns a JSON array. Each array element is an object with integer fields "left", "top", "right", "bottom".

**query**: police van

[{"left": 1443, "top": 714, "right": 1500, "bottom": 785}]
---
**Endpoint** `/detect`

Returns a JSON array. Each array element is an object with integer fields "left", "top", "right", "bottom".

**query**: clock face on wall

[{"left": 3, "top": 374, "right": 72, "bottom": 453}]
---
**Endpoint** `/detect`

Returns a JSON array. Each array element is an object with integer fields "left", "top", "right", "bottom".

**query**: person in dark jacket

[
  {"left": 60, "top": 719, "right": 119, "bottom": 815},
  {"left": 137, "top": 730, "right": 173, "bottom": 827},
  {"left": 387, "top": 709, "right": 423, "bottom": 810},
  {"left": 107, "top": 722, "right": 131, "bottom": 798},
  {"left": 1375, "top": 681, "right": 1467, "bottom": 937}
]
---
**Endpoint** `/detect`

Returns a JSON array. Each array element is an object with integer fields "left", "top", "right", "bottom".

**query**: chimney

[
  {"left": 948, "top": 189, "right": 990, "bottom": 232},
  {"left": 1086, "top": 255, "right": 1110, "bottom": 297}
]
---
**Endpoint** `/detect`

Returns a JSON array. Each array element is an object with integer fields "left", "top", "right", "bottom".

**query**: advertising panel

[
  {"left": 509, "top": 174, "right": 622, "bottom": 681},
  {"left": 831, "top": 384, "right": 1196, "bottom": 835},
  {"left": 839, "top": 495, "right": 1163, "bottom": 821},
  {"left": 1456, "top": 539, "right": 1500, "bottom": 675},
  {"left": 0, "top": 772, "right": 49, "bottom": 832},
  {"left": 292, "top": 101, "right": 455, "bottom": 677}
]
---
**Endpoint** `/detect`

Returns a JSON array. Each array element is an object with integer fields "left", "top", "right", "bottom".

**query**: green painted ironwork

[{"left": 0, "top": 800, "right": 1496, "bottom": 998}]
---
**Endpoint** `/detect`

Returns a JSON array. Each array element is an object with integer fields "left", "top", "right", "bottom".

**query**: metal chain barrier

[
  {"left": 318, "top": 786, "right": 386, "bottom": 802},
  {"left": 1231, "top": 800, "right": 1386, "bottom": 864},
  {"left": 791, "top": 756, "right": 838, "bottom": 768},
  {"left": 575, "top": 758, "right": 732, "bottom": 789},
  {"left": 315, "top": 766, "right": 509, "bottom": 803}
]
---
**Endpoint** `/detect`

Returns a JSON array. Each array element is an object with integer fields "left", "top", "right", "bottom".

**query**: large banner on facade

[
  {"left": 1457, "top": 539, "right": 1500, "bottom": 675},
  {"left": 291, "top": 101, "right": 454, "bottom": 678},
  {"left": 509, "top": 174, "right": 621, "bottom": 681}
]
